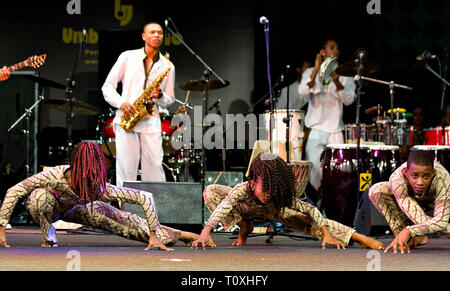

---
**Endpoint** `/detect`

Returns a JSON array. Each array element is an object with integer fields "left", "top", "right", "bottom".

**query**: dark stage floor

[{"left": 1, "top": 226, "right": 449, "bottom": 272}]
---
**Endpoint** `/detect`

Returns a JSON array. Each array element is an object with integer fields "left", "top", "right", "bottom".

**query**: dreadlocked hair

[
  {"left": 247, "top": 153, "right": 297, "bottom": 210},
  {"left": 69, "top": 142, "right": 108, "bottom": 203}
]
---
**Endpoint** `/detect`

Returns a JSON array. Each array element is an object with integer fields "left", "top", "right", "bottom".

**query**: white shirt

[
  {"left": 298, "top": 67, "right": 355, "bottom": 133},
  {"left": 275, "top": 81, "right": 308, "bottom": 110},
  {"left": 102, "top": 48, "right": 175, "bottom": 133}
]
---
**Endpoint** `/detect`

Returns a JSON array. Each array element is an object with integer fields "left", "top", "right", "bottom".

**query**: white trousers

[
  {"left": 305, "top": 129, "right": 343, "bottom": 191},
  {"left": 114, "top": 124, "right": 166, "bottom": 187}
]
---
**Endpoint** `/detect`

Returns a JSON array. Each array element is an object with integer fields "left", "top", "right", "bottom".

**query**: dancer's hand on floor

[{"left": 145, "top": 231, "right": 173, "bottom": 251}]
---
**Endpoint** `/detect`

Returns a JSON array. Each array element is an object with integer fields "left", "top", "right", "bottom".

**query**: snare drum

[
  {"left": 288, "top": 160, "right": 312, "bottom": 197},
  {"left": 424, "top": 126, "right": 450, "bottom": 146},
  {"left": 412, "top": 145, "right": 450, "bottom": 172},
  {"left": 321, "top": 144, "right": 369, "bottom": 226}
]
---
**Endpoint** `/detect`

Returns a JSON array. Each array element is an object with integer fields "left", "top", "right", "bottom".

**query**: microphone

[
  {"left": 259, "top": 16, "right": 269, "bottom": 24},
  {"left": 416, "top": 50, "right": 437, "bottom": 61},
  {"left": 165, "top": 17, "right": 169, "bottom": 29},
  {"left": 81, "top": 27, "right": 87, "bottom": 43},
  {"left": 356, "top": 48, "right": 368, "bottom": 60},
  {"left": 208, "top": 99, "right": 221, "bottom": 111}
]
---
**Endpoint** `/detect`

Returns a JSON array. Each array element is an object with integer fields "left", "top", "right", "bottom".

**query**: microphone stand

[
  {"left": 354, "top": 56, "right": 365, "bottom": 211},
  {"left": 166, "top": 20, "right": 226, "bottom": 226},
  {"left": 262, "top": 20, "right": 275, "bottom": 154},
  {"left": 65, "top": 29, "right": 86, "bottom": 153},
  {"left": 282, "top": 65, "right": 291, "bottom": 163}
]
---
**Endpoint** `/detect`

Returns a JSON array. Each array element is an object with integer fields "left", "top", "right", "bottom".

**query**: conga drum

[
  {"left": 412, "top": 145, "right": 450, "bottom": 172},
  {"left": 321, "top": 144, "right": 369, "bottom": 227},
  {"left": 288, "top": 160, "right": 312, "bottom": 197},
  {"left": 366, "top": 145, "right": 401, "bottom": 183}
]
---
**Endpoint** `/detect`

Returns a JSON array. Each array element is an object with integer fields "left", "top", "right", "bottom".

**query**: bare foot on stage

[
  {"left": 351, "top": 233, "right": 385, "bottom": 250},
  {"left": 408, "top": 236, "right": 428, "bottom": 249},
  {"left": 179, "top": 231, "right": 200, "bottom": 247}
]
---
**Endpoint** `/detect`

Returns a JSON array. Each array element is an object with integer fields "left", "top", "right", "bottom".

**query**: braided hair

[
  {"left": 247, "top": 153, "right": 296, "bottom": 209},
  {"left": 69, "top": 142, "right": 108, "bottom": 203}
]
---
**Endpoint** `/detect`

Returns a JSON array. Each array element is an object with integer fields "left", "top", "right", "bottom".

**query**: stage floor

[{"left": 1, "top": 227, "right": 449, "bottom": 272}]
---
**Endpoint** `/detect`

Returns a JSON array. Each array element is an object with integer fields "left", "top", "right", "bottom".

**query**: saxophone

[{"left": 120, "top": 65, "right": 171, "bottom": 132}]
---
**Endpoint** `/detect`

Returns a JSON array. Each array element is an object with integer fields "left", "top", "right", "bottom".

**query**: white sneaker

[{"left": 6, "top": 224, "right": 12, "bottom": 230}]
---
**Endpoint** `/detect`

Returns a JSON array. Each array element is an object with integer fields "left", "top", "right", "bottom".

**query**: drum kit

[
  {"left": 316, "top": 53, "right": 450, "bottom": 226},
  {"left": 26, "top": 72, "right": 231, "bottom": 182}
]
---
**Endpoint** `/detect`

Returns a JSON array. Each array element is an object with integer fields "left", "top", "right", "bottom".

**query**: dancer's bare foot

[
  {"left": 408, "top": 236, "right": 428, "bottom": 248},
  {"left": 232, "top": 220, "right": 254, "bottom": 246},
  {"left": 179, "top": 231, "right": 199, "bottom": 247},
  {"left": 352, "top": 233, "right": 384, "bottom": 250}
]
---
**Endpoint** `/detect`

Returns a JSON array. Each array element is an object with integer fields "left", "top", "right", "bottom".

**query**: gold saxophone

[{"left": 120, "top": 65, "right": 171, "bottom": 132}]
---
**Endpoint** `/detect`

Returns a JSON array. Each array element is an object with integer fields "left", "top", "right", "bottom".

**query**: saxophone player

[{"left": 102, "top": 22, "right": 175, "bottom": 186}]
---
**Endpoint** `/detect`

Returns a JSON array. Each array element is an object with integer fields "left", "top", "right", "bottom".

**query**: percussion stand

[
  {"left": 359, "top": 76, "right": 413, "bottom": 144},
  {"left": 8, "top": 95, "right": 44, "bottom": 177},
  {"left": 423, "top": 60, "right": 450, "bottom": 145}
]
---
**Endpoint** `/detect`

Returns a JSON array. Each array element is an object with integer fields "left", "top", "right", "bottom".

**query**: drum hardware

[
  {"left": 24, "top": 75, "right": 65, "bottom": 90},
  {"left": 421, "top": 54, "right": 450, "bottom": 145},
  {"left": 44, "top": 98, "right": 100, "bottom": 116},
  {"left": 335, "top": 59, "right": 381, "bottom": 77},
  {"left": 8, "top": 95, "right": 45, "bottom": 177}
]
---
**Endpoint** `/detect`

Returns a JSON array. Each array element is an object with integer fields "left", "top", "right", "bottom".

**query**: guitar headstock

[{"left": 26, "top": 54, "right": 47, "bottom": 69}]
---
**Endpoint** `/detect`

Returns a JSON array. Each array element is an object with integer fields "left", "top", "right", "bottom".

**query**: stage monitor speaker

[
  {"left": 122, "top": 181, "right": 203, "bottom": 226},
  {"left": 354, "top": 189, "right": 390, "bottom": 236},
  {"left": 203, "top": 171, "right": 244, "bottom": 224}
]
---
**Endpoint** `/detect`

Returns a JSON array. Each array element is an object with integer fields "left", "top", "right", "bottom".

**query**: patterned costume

[
  {"left": 204, "top": 183, "right": 356, "bottom": 246},
  {"left": 0, "top": 165, "right": 181, "bottom": 246},
  {"left": 369, "top": 162, "right": 450, "bottom": 237}
]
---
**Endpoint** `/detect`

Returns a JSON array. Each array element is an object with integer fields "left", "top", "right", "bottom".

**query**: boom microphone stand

[
  {"left": 166, "top": 17, "right": 226, "bottom": 226},
  {"left": 65, "top": 28, "right": 87, "bottom": 153}
]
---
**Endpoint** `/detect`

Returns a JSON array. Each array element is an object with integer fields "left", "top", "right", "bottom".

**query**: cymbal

[
  {"left": 335, "top": 59, "right": 381, "bottom": 77},
  {"left": 45, "top": 98, "right": 100, "bottom": 115},
  {"left": 387, "top": 108, "right": 406, "bottom": 114},
  {"left": 25, "top": 75, "right": 65, "bottom": 89},
  {"left": 179, "top": 79, "right": 230, "bottom": 91}
]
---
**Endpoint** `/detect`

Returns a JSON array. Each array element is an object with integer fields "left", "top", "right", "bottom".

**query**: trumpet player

[
  {"left": 102, "top": 22, "right": 175, "bottom": 186},
  {"left": 298, "top": 39, "right": 356, "bottom": 204}
]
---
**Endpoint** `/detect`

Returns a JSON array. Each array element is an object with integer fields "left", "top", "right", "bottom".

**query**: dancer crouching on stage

[
  {"left": 0, "top": 142, "right": 198, "bottom": 250},
  {"left": 192, "top": 153, "right": 384, "bottom": 250},
  {"left": 369, "top": 150, "right": 450, "bottom": 254}
]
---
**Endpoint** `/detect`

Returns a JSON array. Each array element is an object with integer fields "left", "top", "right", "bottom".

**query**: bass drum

[{"left": 321, "top": 144, "right": 369, "bottom": 227}]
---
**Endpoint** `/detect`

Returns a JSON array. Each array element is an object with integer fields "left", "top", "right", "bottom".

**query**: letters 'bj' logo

[{"left": 115, "top": 0, "right": 133, "bottom": 26}]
